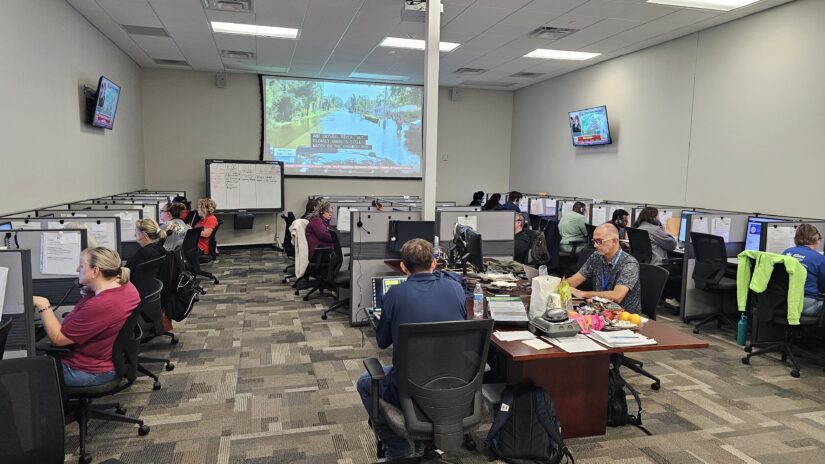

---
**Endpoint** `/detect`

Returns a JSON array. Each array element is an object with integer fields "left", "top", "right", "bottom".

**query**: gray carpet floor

[{"left": 65, "top": 248, "right": 825, "bottom": 463}]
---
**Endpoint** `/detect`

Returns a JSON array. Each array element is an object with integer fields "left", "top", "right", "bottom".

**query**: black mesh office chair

[
  {"left": 621, "top": 264, "right": 669, "bottom": 390},
  {"left": 363, "top": 319, "right": 493, "bottom": 463},
  {"left": 626, "top": 227, "right": 653, "bottom": 264},
  {"left": 544, "top": 220, "right": 562, "bottom": 275},
  {"left": 0, "top": 317, "right": 12, "bottom": 359},
  {"left": 181, "top": 227, "right": 208, "bottom": 290},
  {"left": 39, "top": 280, "right": 158, "bottom": 463},
  {"left": 689, "top": 232, "right": 737, "bottom": 334},
  {"left": 741, "top": 263, "right": 825, "bottom": 377},
  {"left": 197, "top": 219, "right": 223, "bottom": 285},
  {"left": 281, "top": 212, "right": 297, "bottom": 283},
  {"left": 0, "top": 357, "right": 126, "bottom": 464},
  {"left": 321, "top": 230, "right": 350, "bottom": 320},
  {"left": 135, "top": 271, "right": 175, "bottom": 390},
  {"left": 585, "top": 223, "right": 596, "bottom": 243}
]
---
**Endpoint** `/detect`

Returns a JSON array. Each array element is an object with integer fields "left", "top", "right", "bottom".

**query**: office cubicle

[
  {"left": 557, "top": 199, "right": 592, "bottom": 222},
  {"left": 78, "top": 202, "right": 158, "bottom": 223},
  {"left": 37, "top": 209, "right": 142, "bottom": 260},
  {"left": 4, "top": 217, "right": 121, "bottom": 253},
  {"left": 0, "top": 249, "right": 35, "bottom": 359},
  {"left": 759, "top": 221, "right": 825, "bottom": 254},
  {"left": 349, "top": 210, "right": 423, "bottom": 326},
  {"left": 436, "top": 210, "right": 515, "bottom": 260},
  {"left": 591, "top": 203, "right": 640, "bottom": 226},
  {"left": 11, "top": 229, "right": 87, "bottom": 306},
  {"left": 436, "top": 206, "right": 481, "bottom": 212},
  {"left": 1, "top": 210, "right": 37, "bottom": 219}
]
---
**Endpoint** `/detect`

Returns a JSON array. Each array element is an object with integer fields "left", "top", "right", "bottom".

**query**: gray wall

[
  {"left": 0, "top": 0, "right": 144, "bottom": 215},
  {"left": 510, "top": 0, "right": 825, "bottom": 219},
  {"left": 141, "top": 70, "right": 513, "bottom": 245}
]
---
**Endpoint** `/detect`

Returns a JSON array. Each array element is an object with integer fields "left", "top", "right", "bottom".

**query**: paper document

[
  {"left": 691, "top": 217, "right": 709, "bottom": 235},
  {"left": 494, "top": 331, "right": 535, "bottom": 342},
  {"left": 47, "top": 222, "right": 65, "bottom": 230},
  {"left": 711, "top": 217, "right": 732, "bottom": 242},
  {"left": 544, "top": 334, "right": 607, "bottom": 353},
  {"left": 518, "top": 198, "right": 529, "bottom": 212},
  {"left": 0, "top": 266, "right": 8, "bottom": 319},
  {"left": 88, "top": 222, "right": 116, "bottom": 249},
  {"left": 591, "top": 207, "right": 607, "bottom": 226},
  {"left": 115, "top": 212, "right": 139, "bottom": 240},
  {"left": 530, "top": 199, "right": 544, "bottom": 215},
  {"left": 456, "top": 215, "right": 477, "bottom": 231},
  {"left": 766, "top": 226, "right": 795, "bottom": 254},
  {"left": 337, "top": 207, "right": 356, "bottom": 232},
  {"left": 561, "top": 202, "right": 574, "bottom": 216},
  {"left": 545, "top": 200, "right": 557, "bottom": 215},
  {"left": 658, "top": 211, "right": 673, "bottom": 225},
  {"left": 587, "top": 330, "right": 657, "bottom": 348},
  {"left": 522, "top": 338, "right": 553, "bottom": 350},
  {"left": 11, "top": 221, "right": 38, "bottom": 230},
  {"left": 40, "top": 232, "right": 81, "bottom": 275}
]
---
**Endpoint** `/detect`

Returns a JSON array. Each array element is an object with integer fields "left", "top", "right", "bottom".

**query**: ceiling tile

[
  {"left": 97, "top": 0, "right": 163, "bottom": 28},
  {"left": 550, "top": 18, "right": 643, "bottom": 50},
  {"left": 256, "top": 37, "right": 297, "bottom": 69},
  {"left": 130, "top": 35, "right": 185, "bottom": 61},
  {"left": 582, "top": 16, "right": 685, "bottom": 54},
  {"left": 213, "top": 34, "right": 256, "bottom": 53},
  {"left": 523, "top": 0, "right": 589, "bottom": 14},
  {"left": 205, "top": 10, "right": 255, "bottom": 24},
  {"left": 568, "top": 0, "right": 677, "bottom": 22},
  {"left": 253, "top": 0, "right": 308, "bottom": 29}
]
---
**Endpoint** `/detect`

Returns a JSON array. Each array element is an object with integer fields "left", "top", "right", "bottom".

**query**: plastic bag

[{"left": 528, "top": 275, "right": 562, "bottom": 320}]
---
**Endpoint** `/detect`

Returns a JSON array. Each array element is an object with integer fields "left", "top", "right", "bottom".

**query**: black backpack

[
  {"left": 607, "top": 362, "right": 650, "bottom": 434},
  {"left": 528, "top": 229, "right": 551, "bottom": 265},
  {"left": 158, "top": 249, "right": 202, "bottom": 322},
  {"left": 484, "top": 384, "right": 574, "bottom": 464}
]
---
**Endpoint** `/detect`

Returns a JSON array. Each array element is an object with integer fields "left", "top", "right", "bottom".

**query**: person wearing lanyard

[{"left": 567, "top": 224, "right": 642, "bottom": 313}]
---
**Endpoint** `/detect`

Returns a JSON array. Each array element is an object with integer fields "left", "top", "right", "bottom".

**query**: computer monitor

[
  {"left": 371, "top": 276, "right": 408, "bottom": 310},
  {"left": 745, "top": 217, "right": 783, "bottom": 251},
  {"left": 678, "top": 211, "right": 699, "bottom": 243},
  {"left": 388, "top": 221, "right": 435, "bottom": 252},
  {"left": 0, "top": 221, "right": 11, "bottom": 230},
  {"left": 464, "top": 227, "right": 484, "bottom": 272}
]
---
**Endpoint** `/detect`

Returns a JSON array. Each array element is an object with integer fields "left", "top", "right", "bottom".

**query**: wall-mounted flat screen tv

[
  {"left": 569, "top": 105, "right": 611, "bottom": 147},
  {"left": 91, "top": 76, "right": 121, "bottom": 130}
]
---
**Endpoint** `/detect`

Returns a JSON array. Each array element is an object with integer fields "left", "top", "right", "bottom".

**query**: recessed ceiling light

[
  {"left": 645, "top": 0, "right": 759, "bottom": 11},
  {"left": 524, "top": 49, "right": 600, "bottom": 60},
  {"left": 211, "top": 21, "right": 299, "bottom": 39},
  {"left": 379, "top": 37, "right": 460, "bottom": 52},
  {"left": 349, "top": 72, "right": 409, "bottom": 81}
]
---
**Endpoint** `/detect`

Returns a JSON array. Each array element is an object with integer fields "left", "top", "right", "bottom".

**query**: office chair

[
  {"left": 544, "top": 220, "right": 562, "bottom": 275},
  {"left": 281, "top": 212, "right": 297, "bottom": 283},
  {"left": 39, "top": 280, "right": 158, "bottom": 463},
  {"left": 363, "top": 319, "right": 493, "bottom": 463},
  {"left": 585, "top": 223, "right": 596, "bottom": 243},
  {"left": 321, "top": 230, "right": 350, "bottom": 320},
  {"left": 689, "top": 232, "right": 737, "bottom": 334},
  {"left": 0, "top": 357, "right": 125, "bottom": 464},
  {"left": 181, "top": 227, "right": 208, "bottom": 290},
  {"left": 741, "top": 263, "right": 825, "bottom": 377},
  {"left": 625, "top": 227, "right": 653, "bottom": 264},
  {"left": 134, "top": 267, "right": 176, "bottom": 390},
  {"left": 197, "top": 219, "right": 223, "bottom": 284},
  {"left": 0, "top": 317, "right": 12, "bottom": 359},
  {"left": 620, "top": 264, "right": 669, "bottom": 390}
]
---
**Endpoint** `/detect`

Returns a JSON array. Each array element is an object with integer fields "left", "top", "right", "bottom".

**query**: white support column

[{"left": 422, "top": 0, "right": 441, "bottom": 221}]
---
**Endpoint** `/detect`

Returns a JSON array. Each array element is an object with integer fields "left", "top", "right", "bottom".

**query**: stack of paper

[
  {"left": 587, "top": 330, "right": 657, "bottom": 348},
  {"left": 488, "top": 297, "right": 528, "bottom": 322},
  {"left": 543, "top": 334, "right": 607, "bottom": 353},
  {"left": 493, "top": 331, "right": 535, "bottom": 342}
]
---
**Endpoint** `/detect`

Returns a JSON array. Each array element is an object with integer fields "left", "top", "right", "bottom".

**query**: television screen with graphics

[
  {"left": 261, "top": 76, "right": 423, "bottom": 178},
  {"left": 91, "top": 76, "right": 120, "bottom": 130},
  {"left": 569, "top": 105, "right": 611, "bottom": 147}
]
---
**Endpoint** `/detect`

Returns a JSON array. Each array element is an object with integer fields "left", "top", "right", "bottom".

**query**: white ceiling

[{"left": 65, "top": 0, "right": 794, "bottom": 90}]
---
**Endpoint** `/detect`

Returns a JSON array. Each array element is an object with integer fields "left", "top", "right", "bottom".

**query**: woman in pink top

[
  {"left": 305, "top": 200, "right": 334, "bottom": 259},
  {"left": 33, "top": 247, "right": 141, "bottom": 387}
]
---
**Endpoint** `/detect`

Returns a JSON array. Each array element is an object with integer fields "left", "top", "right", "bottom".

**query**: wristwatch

[{"left": 37, "top": 305, "right": 51, "bottom": 314}]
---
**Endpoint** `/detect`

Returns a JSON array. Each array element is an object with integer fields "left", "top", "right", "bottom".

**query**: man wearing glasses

[{"left": 567, "top": 224, "right": 641, "bottom": 313}]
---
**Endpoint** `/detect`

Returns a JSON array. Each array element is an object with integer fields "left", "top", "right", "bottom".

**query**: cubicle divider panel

[
  {"left": 329, "top": 202, "right": 373, "bottom": 228},
  {"left": 681, "top": 213, "right": 749, "bottom": 321},
  {"left": 0, "top": 249, "right": 35, "bottom": 359},
  {"left": 13, "top": 229, "right": 87, "bottom": 280},
  {"left": 2, "top": 210, "right": 37, "bottom": 219},
  {"left": 436, "top": 201, "right": 456, "bottom": 206},
  {"left": 349, "top": 210, "right": 423, "bottom": 326},
  {"left": 436, "top": 210, "right": 515, "bottom": 260},
  {"left": 436, "top": 206, "right": 481, "bottom": 213},
  {"left": 91, "top": 200, "right": 161, "bottom": 222},
  {"left": 4, "top": 217, "right": 121, "bottom": 254},
  {"left": 762, "top": 221, "right": 825, "bottom": 254},
  {"left": 631, "top": 206, "right": 683, "bottom": 228},
  {"left": 42, "top": 209, "right": 141, "bottom": 243},
  {"left": 591, "top": 204, "right": 638, "bottom": 226},
  {"left": 557, "top": 199, "right": 592, "bottom": 221}
]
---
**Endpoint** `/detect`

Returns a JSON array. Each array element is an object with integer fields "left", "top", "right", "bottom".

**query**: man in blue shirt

[
  {"left": 500, "top": 191, "right": 523, "bottom": 213},
  {"left": 357, "top": 239, "right": 467, "bottom": 460},
  {"left": 783, "top": 224, "right": 825, "bottom": 316}
]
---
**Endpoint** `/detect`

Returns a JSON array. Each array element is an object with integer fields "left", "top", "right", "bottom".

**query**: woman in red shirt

[
  {"left": 32, "top": 247, "right": 141, "bottom": 387},
  {"left": 196, "top": 197, "right": 219, "bottom": 254}
]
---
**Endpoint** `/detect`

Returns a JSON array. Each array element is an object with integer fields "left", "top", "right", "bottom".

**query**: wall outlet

[{"left": 265, "top": 224, "right": 270, "bottom": 231}]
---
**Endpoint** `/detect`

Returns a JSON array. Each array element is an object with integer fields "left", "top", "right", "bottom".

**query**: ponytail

[{"left": 118, "top": 266, "right": 131, "bottom": 284}]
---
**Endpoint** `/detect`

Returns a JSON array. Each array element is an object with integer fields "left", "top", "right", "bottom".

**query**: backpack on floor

[
  {"left": 484, "top": 384, "right": 574, "bottom": 464},
  {"left": 607, "top": 362, "right": 650, "bottom": 435}
]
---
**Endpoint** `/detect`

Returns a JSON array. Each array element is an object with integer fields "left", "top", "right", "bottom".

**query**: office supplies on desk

[
  {"left": 488, "top": 297, "right": 529, "bottom": 323},
  {"left": 522, "top": 338, "right": 552, "bottom": 350},
  {"left": 588, "top": 329, "right": 657, "bottom": 347},
  {"left": 544, "top": 334, "right": 607, "bottom": 353},
  {"left": 493, "top": 330, "right": 535, "bottom": 342}
]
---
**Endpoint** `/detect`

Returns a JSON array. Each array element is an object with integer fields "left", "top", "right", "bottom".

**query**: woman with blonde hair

[
  {"left": 125, "top": 218, "right": 167, "bottom": 272},
  {"left": 32, "top": 247, "right": 141, "bottom": 386},
  {"left": 195, "top": 197, "right": 218, "bottom": 255}
]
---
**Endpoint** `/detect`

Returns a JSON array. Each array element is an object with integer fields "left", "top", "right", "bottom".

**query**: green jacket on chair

[{"left": 736, "top": 250, "right": 807, "bottom": 325}]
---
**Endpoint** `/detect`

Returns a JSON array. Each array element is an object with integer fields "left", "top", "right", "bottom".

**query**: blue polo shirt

[
  {"left": 501, "top": 202, "right": 521, "bottom": 213},
  {"left": 783, "top": 245, "right": 825, "bottom": 298},
  {"left": 376, "top": 270, "right": 467, "bottom": 400}
]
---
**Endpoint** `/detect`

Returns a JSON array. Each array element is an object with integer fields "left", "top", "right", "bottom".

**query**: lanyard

[{"left": 600, "top": 250, "right": 622, "bottom": 291}]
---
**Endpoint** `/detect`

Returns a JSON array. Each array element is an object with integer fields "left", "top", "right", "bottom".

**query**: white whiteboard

[{"left": 206, "top": 160, "right": 284, "bottom": 211}]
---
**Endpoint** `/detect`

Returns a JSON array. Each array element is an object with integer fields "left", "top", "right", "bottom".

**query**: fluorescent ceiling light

[
  {"left": 524, "top": 49, "right": 601, "bottom": 60},
  {"left": 349, "top": 72, "right": 409, "bottom": 81},
  {"left": 211, "top": 21, "right": 299, "bottom": 39},
  {"left": 645, "top": 0, "right": 759, "bottom": 11},
  {"left": 379, "top": 37, "right": 460, "bottom": 52}
]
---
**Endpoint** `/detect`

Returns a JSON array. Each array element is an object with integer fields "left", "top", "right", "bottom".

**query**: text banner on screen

[{"left": 260, "top": 76, "right": 423, "bottom": 178}]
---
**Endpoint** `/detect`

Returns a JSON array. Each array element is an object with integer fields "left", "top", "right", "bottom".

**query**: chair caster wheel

[
  {"left": 116, "top": 406, "right": 127, "bottom": 415},
  {"left": 303, "top": 296, "right": 309, "bottom": 301},
  {"left": 791, "top": 370, "right": 800, "bottom": 378},
  {"left": 171, "top": 335, "right": 179, "bottom": 345},
  {"left": 153, "top": 381, "right": 161, "bottom": 390},
  {"left": 138, "top": 425, "right": 151, "bottom": 436},
  {"left": 463, "top": 435, "right": 476, "bottom": 451},
  {"left": 321, "top": 314, "right": 328, "bottom": 320},
  {"left": 693, "top": 328, "right": 700, "bottom": 334},
  {"left": 165, "top": 363, "right": 175, "bottom": 371},
  {"left": 214, "top": 279, "right": 220, "bottom": 284},
  {"left": 651, "top": 382, "right": 661, "bottom": 391},
  {"left": 79, "top": 453, "right": 92, "bottom": 464},
  {"left": 741, "top": 357, "right": 750, "bottom": 365},
  {"left": 295, "top": 290, "right": 300, "bottom": 296},
  {"left": 744, "top": 346, "right": 752, "bottom": 353}
]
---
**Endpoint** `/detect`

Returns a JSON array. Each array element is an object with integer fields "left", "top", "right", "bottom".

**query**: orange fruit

[
  {"left": 629, "top": 314, "right": 642, "bottom": 326},
  {"left": 619, "top": 311, "right": 631, "bottom": 322}
]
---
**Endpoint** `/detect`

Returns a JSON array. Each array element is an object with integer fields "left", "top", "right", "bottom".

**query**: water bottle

[
  {"left": 737, "top": 314, "right": 748, "bottom": 346},
  {"left": 538, "top": 265, "right": 548, "bottom": 276},
  {"left": 473, "top": 283, "right": 484, "bottom": 319},
  {"left": 433, "top": 235, "right": 440, "bottom": 260}
]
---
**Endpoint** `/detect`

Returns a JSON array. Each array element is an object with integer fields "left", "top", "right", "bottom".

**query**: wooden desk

[{"left": 489, "top": 318, "right": 708, "bottom": 438}]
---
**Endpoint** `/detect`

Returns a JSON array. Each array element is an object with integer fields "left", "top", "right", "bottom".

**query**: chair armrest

[
  {"left": 363, "top": 358, "right": 385, "bottom": 421},
  {"left": 363, "top": 358, "right": 385, "bottom": 380},
  {"left": 36, "top": 339, "right": 73, "bottom": 354},
  {"left": 569, "top": 240, "right": 585, "bottom": 255}
]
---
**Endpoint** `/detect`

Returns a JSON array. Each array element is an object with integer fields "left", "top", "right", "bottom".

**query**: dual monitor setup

[{"left": 386, "top": 220, "right": 484, "bottom": 274}]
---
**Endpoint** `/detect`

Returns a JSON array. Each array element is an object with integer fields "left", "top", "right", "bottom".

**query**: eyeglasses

[{"left": 592, "top": 238, "right": 615, "bottom": 246}]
